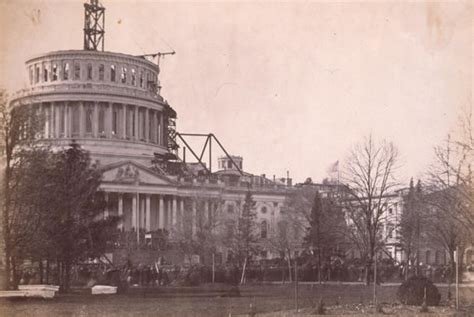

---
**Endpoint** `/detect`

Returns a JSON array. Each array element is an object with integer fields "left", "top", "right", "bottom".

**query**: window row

[{"left": 28, "top": 61, "right": 158, "bottom": 92}]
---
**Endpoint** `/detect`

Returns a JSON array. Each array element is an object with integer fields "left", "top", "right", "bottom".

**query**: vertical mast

[{"left": 84, "top": 0, "right": 105, "bottom": 51}]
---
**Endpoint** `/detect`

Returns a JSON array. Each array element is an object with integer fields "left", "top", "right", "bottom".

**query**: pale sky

[{"left": 0, "top": 0, "right": 472, "bottom": 184}]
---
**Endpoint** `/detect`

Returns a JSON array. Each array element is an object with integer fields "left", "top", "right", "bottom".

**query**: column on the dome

[
  {"left": 54, "top": 102, "right": 60, "bottom": 138},
  {"left": 121, "top": 104, "right": 127, "bottom": 139},
  {"left": 64, "top": 102, "right": 69, "bottom": 138},
  {"left": 146, "top": 194, "right": 151, "bottom": 232},
  {"left": 145, "top": 108, "right": 149, "bottom": 143},
  {"left": 118, "top": 193, "right": 123, "bottom": 230},
  {"left": 79, "top": 101, "right": 84, "bottom": 137},
  {"left": 159, "top": 195, "right": 165, "bottom": 229},
  {"left": 93, "top": 101, "right": 99, "bottom": 138},
  {"left": 134, "top": 105, "right": 139, "bottom": 141},
  {"left": 159, "top": 111, "right": 164, "bottom": 145},
  {"left": 106, "top": 102, "right": 112, "bottom": 138}
]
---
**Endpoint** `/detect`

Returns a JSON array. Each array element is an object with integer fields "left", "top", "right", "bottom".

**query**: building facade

[{"left": 9, "top": 48, "right": 293, "bottom": 265}]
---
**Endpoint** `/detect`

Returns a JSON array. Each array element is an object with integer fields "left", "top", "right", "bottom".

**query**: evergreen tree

[{"left": 304, "top": 191, "right": 346, "bottom": 283}]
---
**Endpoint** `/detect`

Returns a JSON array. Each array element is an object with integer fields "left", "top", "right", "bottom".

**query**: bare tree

[
  {"left": 341, "top": 135, "right": 399, "bottom": 285},
  {"left": 424, "top": 133, "right": 473, "bottom": 281}
]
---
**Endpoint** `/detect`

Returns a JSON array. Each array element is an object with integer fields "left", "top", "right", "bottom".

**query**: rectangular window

[
  {"left": 85, "top": 104, "right": 93, "bottom": 134},
  {"left": 52, "top": 64, "right": 58, "bottom": 81},
  {"left": 63, "top": 63, "right": 69, "bottom": 80},
  {"left": 139, "top": 71, "right": 144, "bottom": 88},
  {"left": 121, "top": 66, "right": 127, "bottom": 84},
  {"left": 98, "top": 64, "right": 104, "bottom": 81},
  {"left": 110, "top": 65, "right": 116, "bottom": 82},
  {"left": 87, "top": 63, "right": 93, "bottom": 80},
  {"left": 74, "top": 63, "right": 81, "bottom": 80}
]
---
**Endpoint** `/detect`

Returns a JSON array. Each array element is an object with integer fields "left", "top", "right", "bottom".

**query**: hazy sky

[{"left": 0, "top": 0, "right": 472, "bottom": 184}]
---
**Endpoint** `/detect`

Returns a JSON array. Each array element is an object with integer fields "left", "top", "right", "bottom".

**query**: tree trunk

[
  {"left": 240, "top": 256, "right": 248, "bottom": 285},
  {"left": 318, "top": 249, "right": 322, "bottom": 284},
  {"left": 2, "top": 165, "right": 12, "bottom": 290},
  {"left": 39, "top": 259, "right": 44, "bottom": 284},
  {"left": 46, "top": 258, "right": 50, "bottom": 284},
  {"left": 287, "top": 250, "right": 292, "bottom": 283}
]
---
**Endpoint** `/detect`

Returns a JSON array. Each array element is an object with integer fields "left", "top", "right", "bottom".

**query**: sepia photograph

[{"left": 0, "top": 0, "right": 472, "bottom": 316}]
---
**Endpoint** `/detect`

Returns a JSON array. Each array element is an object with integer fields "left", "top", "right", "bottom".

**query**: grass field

[{"left": 0, "top": 284, "right": 472, "bottom": 316}]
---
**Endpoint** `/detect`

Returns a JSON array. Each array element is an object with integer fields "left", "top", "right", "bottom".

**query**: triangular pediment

[{"left": 101, "top": 161, "right": 175, "bottom": 186}]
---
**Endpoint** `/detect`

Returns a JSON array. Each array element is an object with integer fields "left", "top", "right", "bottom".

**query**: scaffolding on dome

[{"left": 83, "top": 0, "right": 105, "bottom": 51}]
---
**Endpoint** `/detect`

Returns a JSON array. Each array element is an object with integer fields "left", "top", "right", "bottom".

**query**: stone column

[
  {"left": 180, "top": 198, "right": 185, "bottom": 233},
  {"left": 204, "top": 200, "right": 209, "bottom": 226},
  {"left": 134, "top": 105, "right": 139, "bottom": 140},
  {"left": 122, "top": 104, "right": 127, "bottom": 139},
  {"left": 146, "top": 195, "right": 151, "bottom": 232},
  {"left": 172, "top": 196, "right": 178, "bottom": 228},
  {"left": 159, "top": 112, "right": 164, "bottom": 145},
  {"left": 93, "top": 102, "right": 99, "bottom": 138},
  {"left": 192, "top": 200, "right": 197, "bottom": 238},
  {"left": 106, "top": 102, "right": 112, "bottom": 138},
  {"left": 132, "top": 193, "right": 137, "bottom": 229},
  {"left": 79, "top": 101, "right": 84, "bottom": 137},
  {"left": 55, "top": 102, "right": 61, "bottom": 138},
  {"left": 104, "top": 192, "right": 109, "bottom": 218},
  {"left": 64, "top": 102, "right": 69, "bottom": 138},
  {"left": 118, "top": 194, "right": 123, "bottom": 230},
  {"left": 159, "top": 195, "right": 165, "bottom": 229},
  {"left": 145, "top": 108, "right": 149, "bottom": 143}
]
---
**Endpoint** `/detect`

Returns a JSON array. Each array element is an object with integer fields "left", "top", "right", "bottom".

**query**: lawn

[{"left": 0, "top": 284, "right": 472, "bottom": 316}]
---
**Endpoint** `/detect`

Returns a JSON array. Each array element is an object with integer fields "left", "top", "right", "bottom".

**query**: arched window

[
  {"left": 87, "top": 63, "right": 93, "bottom": 80},
  {"left": 52, "top": 64, "right": 58, "bottom": 81},
  {"left": 131, "top": 69, "right": 136, "bottom": 86},
  {"left": 98, "top": 64, "right": 105, "bottom": 81},
  {"left": 63, "top": 63, "right": 70, "bottom": 80},
  {"left": 110, "top": 65, "right": 116, "bottom": 82},
  {"left": 35, "top": 65, "right": 40, "bottom": 83},
  {"left": 261, "top": 220, "right": 268, "bottom": 239},
  {"left": 74, "top": 62, "right": 81, "bottom": 80},
  {"left": 121, "top": 66, "right": 127, "bottom": 84}
]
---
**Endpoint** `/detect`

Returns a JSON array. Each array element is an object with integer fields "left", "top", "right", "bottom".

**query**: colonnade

[
  {"left": 36, "top": 101, "right": 166, "bottom": 145},
  {"left": 104, "top": 193, "right": 219, "bottom": 238}
]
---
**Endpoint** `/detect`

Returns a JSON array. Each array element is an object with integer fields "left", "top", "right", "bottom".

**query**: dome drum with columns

[{"left": 10, "top": 50, "right": 174, "bottom": 167}]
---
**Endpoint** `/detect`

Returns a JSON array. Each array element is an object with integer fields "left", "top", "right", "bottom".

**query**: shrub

[{"left": 397, "top": 276, "right": 441, "bottom": 306}]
